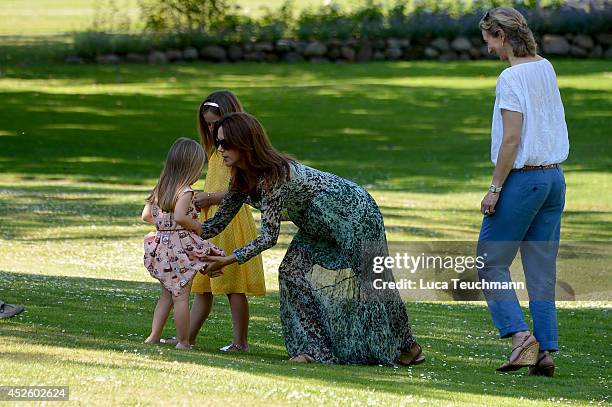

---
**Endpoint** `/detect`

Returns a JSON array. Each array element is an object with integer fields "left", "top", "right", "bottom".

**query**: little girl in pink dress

[
  {"left": 143, "top": 187, "right": 220, "bottom": 296},
  {"left": 142, "top": 137, "right": 223, "bottom": 350}
]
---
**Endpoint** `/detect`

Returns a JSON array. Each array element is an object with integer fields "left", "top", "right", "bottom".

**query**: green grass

[
  {"left": 0, "top": 60, "right": 610, "bottom": 238},
  {"left": 1, "top": 60, "right": 611, "bottom": 405},
  {"left": 2, "top": 272, "right": 610, "bottom": 405}
]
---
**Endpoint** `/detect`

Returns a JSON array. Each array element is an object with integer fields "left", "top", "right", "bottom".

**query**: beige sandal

[
  {"left": 219, "top": 343, "right": 249, "bottom": 353},
  {"left": 528, "top": 351, "right": 555, "bottom": 377},
  {"left": 497, "top": 333, "right": 539, "bottom": 372},
  {"left": 289, "top": 354, "right": 316, "bottom": 363}
]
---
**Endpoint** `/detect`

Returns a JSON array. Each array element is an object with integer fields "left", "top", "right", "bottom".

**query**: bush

[
  {"left": 255, "top": 1, "right": 294, "bottom": 41},
  {"left": 353, "top": 0, "right": 386, "bottom": 39},
  {"left": 523, "top": 2, "right": 612, "bottom": 35},
  {"left": 72, "top": 0, "right": 612, "bottom": 59},
  {"left": 296, "top": 3, "right": 357, "bottom": 40},
  {"left": 73, "top": 32, "right": 151, "bottom": 59},
  {"left": 139, "top": 0, "right": 234, "bottom": 32}
]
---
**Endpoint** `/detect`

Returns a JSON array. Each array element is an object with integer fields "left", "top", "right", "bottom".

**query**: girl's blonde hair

[
  {"left": 479, "top": 7, "right": 537, "bottom": 57},
  {"left": 148, "top": 138, "right": 205, "bottom": 212}
]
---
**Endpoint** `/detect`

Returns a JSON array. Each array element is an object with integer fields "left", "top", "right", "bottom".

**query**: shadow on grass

[
  {"left": 1, "top": 59, "right": 610, "bottom": 82},
  {"left": 1, "top": 62, "right": 610, "bottom": 192},
  {"left": 1, "top": 270, "right": 610, "bottom": 403},
  {"left": 0, "top": 182, "right": 609, "bottom": 241}
]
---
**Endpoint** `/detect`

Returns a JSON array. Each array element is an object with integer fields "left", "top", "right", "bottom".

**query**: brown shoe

[
  {"left": 497, "top": 333, "right": 539, "bottom": 372},
  {"left": 397, "top": 342, "right": 426, "bottom": 366},
  {"left": 528, "top": 352, "right": 555, "bottom": 377}
]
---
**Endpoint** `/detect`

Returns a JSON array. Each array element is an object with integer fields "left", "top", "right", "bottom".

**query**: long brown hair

[
  {"left": 148, "top": 138, "right": 205, "bottom": 212},
  {"left": 197, "top": 90, "right": 244, "bottom": 156},
  {"left": 479, "top": 7, "right": 537, "bottom": 57},
  {"left": 214, "top": 112, "right": 294, "bottom": 195}
]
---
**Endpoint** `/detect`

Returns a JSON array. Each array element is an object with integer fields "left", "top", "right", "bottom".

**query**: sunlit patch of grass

[{"left": 0, "top": 59, "right": 610, "bottom": 405}]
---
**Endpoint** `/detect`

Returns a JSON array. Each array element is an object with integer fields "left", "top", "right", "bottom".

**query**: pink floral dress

[{"left": 144, "top": 187, "right": 221, "bottom": 296}]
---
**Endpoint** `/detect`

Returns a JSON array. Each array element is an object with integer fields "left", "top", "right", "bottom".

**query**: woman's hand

[
  {"left": 206, "top": 267, "right": 224, "bottom": 278},
  {"left": 194, "top": 191, "right": 227, "bottom": 211},
  {"left": 203, "top": 254, "right": 236, "bottom": 276},
  {"left": 481, "top": 192, "right": 500, "bottom": 215},
  {"left": 194, "top": 192, "right": 212, "bottom": 211},
  {"left": 480, "top": 109, "right": 521, "bottom": 217},
  {"left": 208, "top": 246, "right": 226, "bottom": 257}
]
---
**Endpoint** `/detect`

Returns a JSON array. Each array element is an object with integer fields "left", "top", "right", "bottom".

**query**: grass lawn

[{"left": 0, "top": 59, "right": 610, "bottom": 405}]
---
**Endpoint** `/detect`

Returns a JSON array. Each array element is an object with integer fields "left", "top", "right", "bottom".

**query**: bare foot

[
  {"left": 144, "top": 336, "right": 160, "bottom": 345},
  {"left": 175, "top": 342, "right": 192, "bottom": 350}
]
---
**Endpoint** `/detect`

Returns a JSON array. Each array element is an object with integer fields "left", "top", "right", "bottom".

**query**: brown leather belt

[{"left": 512, "top": 164, "right": 559, "bottom": 172}]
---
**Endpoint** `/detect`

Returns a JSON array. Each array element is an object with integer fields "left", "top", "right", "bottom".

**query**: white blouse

[{"left": 490, "top": 58, "right": 569, "bottom": 168}]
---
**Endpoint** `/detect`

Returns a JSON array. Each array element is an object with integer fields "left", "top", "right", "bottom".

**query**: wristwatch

[{"left": 489, "top": 184, "right": 502, "bottom": 194}]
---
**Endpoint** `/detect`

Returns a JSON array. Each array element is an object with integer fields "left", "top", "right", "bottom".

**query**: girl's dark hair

[
  {"left": 197, "top": 90, "right": 244, "bottom": 157},
  {"left": 214, "top": 112, "right": 294, "bottom": 196}
]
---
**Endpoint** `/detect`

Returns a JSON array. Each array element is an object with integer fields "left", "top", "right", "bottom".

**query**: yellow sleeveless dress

[{"left": 191, "top": 150, "right": 266, "bottom": 295}]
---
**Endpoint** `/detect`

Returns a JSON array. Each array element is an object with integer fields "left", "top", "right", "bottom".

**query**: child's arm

[
  {"left": 142, "top": 203, "right": 154, "bottom": 224},
  {"left": 174, "top": 192, "right": 201, "bottom": 235}
]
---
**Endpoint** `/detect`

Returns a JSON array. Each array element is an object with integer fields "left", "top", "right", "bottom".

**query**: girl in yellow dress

[{"left": 189, "top": 90, "right": 266, "bottom": 352}]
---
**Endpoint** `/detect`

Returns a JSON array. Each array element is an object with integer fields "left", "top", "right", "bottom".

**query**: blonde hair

[
  {"left": 479, "top": 7, "right": 537, "bottom": 57},
  {"left": 148, "top": 137, "right": 205, "bottom": 212}
]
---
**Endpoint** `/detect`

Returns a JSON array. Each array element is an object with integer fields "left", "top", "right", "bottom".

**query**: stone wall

[{"left": 67, "top": 33, "right": 612, "bottom": 64}]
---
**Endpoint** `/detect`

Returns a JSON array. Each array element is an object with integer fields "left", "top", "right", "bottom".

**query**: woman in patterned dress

[{"left": 200, "top": 112, "right": 424, "bottom": 365}]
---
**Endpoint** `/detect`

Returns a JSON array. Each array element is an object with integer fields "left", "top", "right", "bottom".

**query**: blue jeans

[{"left": 478, "top": 166, "right": 566, "bottom": 352}]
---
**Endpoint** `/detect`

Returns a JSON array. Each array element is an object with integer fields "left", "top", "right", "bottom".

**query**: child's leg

[
  {"left": 228, "top": 293, "right": 249, "bottom": 349},
  {"left": 145, "top": 283, "right": 172, "bottom": 343},
  {"left": 189, "top": 292, "right": 213, "bottom": 346},
  {"left": 173, "top": 288, "right": 192, "bottom": 348}
]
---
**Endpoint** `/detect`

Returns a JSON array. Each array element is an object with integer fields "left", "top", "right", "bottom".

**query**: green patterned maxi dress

[{"left": 201, "top": 162, "right": 416, "bottom": 364}]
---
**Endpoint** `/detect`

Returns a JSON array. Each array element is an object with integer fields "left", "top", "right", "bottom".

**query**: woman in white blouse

[{"left": 477, "top": 7, "right": 569, "bottom": 377}]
